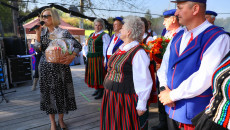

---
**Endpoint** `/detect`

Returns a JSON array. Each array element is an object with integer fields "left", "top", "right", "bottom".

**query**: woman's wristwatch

[{"left": 159, "top": 86, "right": 166, "bottom": 92}]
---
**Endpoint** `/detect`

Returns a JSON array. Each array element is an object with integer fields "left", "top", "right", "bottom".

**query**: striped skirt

[
  {"left": 100, "top": 89, "right": 148, "bottom": 130},
  {"left": 85, "top": 53, "right": 105, "bottom": 89}
]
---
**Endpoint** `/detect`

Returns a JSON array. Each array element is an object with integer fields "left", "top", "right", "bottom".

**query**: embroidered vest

[
  {"left": 166, "top": 25, "right": 226, "bottom": 124},
  {"left": 104, "top": 45, "right": 142, "bottom": 94},
  {"left": 87, "top": 32, "right": 105, "bottom": 57}
]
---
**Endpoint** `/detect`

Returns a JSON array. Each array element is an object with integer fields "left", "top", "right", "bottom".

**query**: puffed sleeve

[{"left": 132, "top": 49, "right": 153, "bottom": 111}]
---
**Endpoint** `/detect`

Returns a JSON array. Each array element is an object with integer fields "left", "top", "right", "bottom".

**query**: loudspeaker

[{"left": 3, "top": 37, "right": 27, "bottom": 56}]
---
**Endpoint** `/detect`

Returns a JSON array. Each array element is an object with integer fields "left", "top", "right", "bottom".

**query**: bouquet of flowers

[
  {"left": 45, "top": 29, "right": 74, "bottom": 64},
  {"left": 140, "top": 37, "right": 171, "bottom": 63},
  {"left": 140, "top": 37, "right": 171, "bottom": 105}
]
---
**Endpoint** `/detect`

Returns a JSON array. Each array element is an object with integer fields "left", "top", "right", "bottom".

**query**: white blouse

[
  {"left": 142, "top": 33, "right": 154, "bottom": 44},
  {"left": 119, "top": 41, "right": 153, "bottom": 111}
]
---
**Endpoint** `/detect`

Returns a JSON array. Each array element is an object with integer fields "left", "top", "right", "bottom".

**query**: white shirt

[
  {"left": 157, "top": 20, "right": 230, "bottom": 102},
  {"left": 148, "top": 29, "right": 157, "bottom": 37},
  {"left": 92, "top": 30, "right": 110, "bottom": 60},
  {"left": 164, "top": 26, "right": 184, "bottom": 39},
  {"left": 119, "top": 41, "right": 153, "bottom": 111},
  {"left": 142, "top": 33, "right": 154, "bottom": 44},
  {"left": 157, "top": 26, "right": 184, "bottom": 88},
  {"left": 82, "top": 44, "right": 88, "bottom": 57},
  {"left": 107, "top": 33, "right": 121, "bottom": 56}
]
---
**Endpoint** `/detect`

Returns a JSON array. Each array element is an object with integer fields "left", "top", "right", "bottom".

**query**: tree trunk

[
  {"left": 79, "top": 0, "right": 84, "bottom": 29},
  {"left": 12, "top": 0, "right": 19, "bottom": 36}
]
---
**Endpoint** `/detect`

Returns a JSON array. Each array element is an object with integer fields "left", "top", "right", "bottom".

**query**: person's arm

[
  {"left": 157, "top": 41, "right": 172, "bottom": 87},
  {"left": 169, "top": 34, "right": 230, "bottom": 102},
  {"left": 132, "top": 49, "right": 153, "bottom": 112},
  {"left": 102, "top": 33, "right": 110, "bottom": 60}
]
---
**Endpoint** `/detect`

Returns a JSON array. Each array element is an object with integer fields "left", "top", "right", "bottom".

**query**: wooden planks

[{"left": 0, "top": 65, "right": 159, "bottom": 130}]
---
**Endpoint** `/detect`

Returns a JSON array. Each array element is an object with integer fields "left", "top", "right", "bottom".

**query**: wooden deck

[{"left": 0, "top": 65, "right": 159, "bottom": 130}]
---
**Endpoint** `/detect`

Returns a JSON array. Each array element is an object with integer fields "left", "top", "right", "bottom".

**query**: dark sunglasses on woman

[{"left": 41, "top": 15, "right": 51, "bottom": 19}]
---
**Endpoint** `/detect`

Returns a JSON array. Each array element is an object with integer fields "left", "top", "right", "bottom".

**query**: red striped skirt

[
  {"left": 100, "top": 89, "right": 148, "bottom": 130},
  {"left": 85, "top": 55, "right": 105, "bottom": 89}
]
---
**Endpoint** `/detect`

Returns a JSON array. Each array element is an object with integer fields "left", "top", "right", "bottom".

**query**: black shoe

[
  {"left": 94, "top": 89, "right": 104, "bottom": 99},
  {"left": 92, "top": 89, "right": 99, "bottom": 96},
  {"left": 151, "top": 123, "right": 168, "bottom": 130},
  {"left": 58, "top": 122, "right": 67, "bottom": 130}
]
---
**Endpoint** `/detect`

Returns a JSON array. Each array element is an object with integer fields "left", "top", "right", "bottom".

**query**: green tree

[
  {"left": 0, "top": 0, "right": 13, "bottom": 34},
  {"left": 145, "top": 9, "right": 152, "bottom": 21}
]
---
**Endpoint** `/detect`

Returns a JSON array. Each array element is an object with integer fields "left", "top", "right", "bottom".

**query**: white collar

[
  {"left": 176, "top": 26, "right": 184, "bottom": 33},
  {"left": 94, "top": 30, "right": 104, "bottom": 36},
  {"left": 119, "top": 41, "right": 139, "bottom": 52},
  {"left": 184, "top": 20, "right": 211, "bottom": 34},
  {"left": 114, "top": 33, "right": 121, "bottom": 37}
]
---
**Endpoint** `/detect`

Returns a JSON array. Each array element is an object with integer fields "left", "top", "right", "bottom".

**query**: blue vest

[
  {"left": 161, "top": 28, "right": 167, "bottom": 36},
  {"left": 105, "top": 34, "right": 124, "bottom": 69},
  {"left": 166, "top": 25, "right": 226, "bottom": 124}
]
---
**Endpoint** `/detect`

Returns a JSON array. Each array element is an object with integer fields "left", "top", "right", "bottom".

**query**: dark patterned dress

[{"left": 36, "top": 27, "right": 82, "bottom": 114}]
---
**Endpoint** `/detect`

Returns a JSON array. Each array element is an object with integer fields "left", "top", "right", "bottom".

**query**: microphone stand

[{"left": 0, "top": 83, "right": 16, "bottom": 104}]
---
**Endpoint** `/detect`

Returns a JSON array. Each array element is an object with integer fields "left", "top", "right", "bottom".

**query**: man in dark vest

[{"left": 158, "top": 0, "right": 230, "bottom": 129}]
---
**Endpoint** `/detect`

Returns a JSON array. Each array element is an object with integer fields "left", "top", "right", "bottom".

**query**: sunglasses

[{"left": 41, "top": 15, "right": 51, "bottom": 19}]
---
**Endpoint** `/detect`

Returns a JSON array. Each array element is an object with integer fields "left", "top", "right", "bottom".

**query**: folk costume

[
  {"left": 192, "top": 51, "right": 230, "bottom": 130},
  {"left": 105, "top": 33, "right": 123, "bottom": 69},
  {"left": 148, "top": 29, "right": 157, "bottom": 37},
  {"left": 158, "top": 20, "right": 230, "bottom": 129},
  {"left": 152, "top": 26, "right": 184, "bottom": 130},
  {"left": 100, "top": 41, "right": 153, "bottom": 130},
  {"left": 142, "top": 33, "right": 154, "bottom": 44},
  {"left": 85, "top": 30, "right": 110, "bottom": 90}
]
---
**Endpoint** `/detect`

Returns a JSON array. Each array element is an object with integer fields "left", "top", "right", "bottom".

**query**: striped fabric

[
  {"left": 106, "top": 45, "right": 140, "bottom": 83},
  {"left": 85, "top": 56, "right": 105, "bottom": 88},
  {"left": 100, "top": 89, "right": 140, "bottom": 130},
  {"left": 101, "top": 45, "right": 149, "bottom": 130},
  {"left": 205, "top": 55, "right": 230, "bottom": 129},
  {"left": 85, "top": 32, "right": 105, "bottom": 89}
]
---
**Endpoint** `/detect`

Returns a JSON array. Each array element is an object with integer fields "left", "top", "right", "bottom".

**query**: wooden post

[{"left": 12, "top": 0, "right": 19, "bottom": 36}]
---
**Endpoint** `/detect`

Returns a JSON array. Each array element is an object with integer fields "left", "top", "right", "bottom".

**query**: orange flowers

[{"left": 140, "top": 37, "right": 171, "bottom": 62}]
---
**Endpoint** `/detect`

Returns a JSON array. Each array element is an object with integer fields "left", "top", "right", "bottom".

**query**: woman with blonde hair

[{"left": 34, "top": 8, "right": 82, "bottom": 130}]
